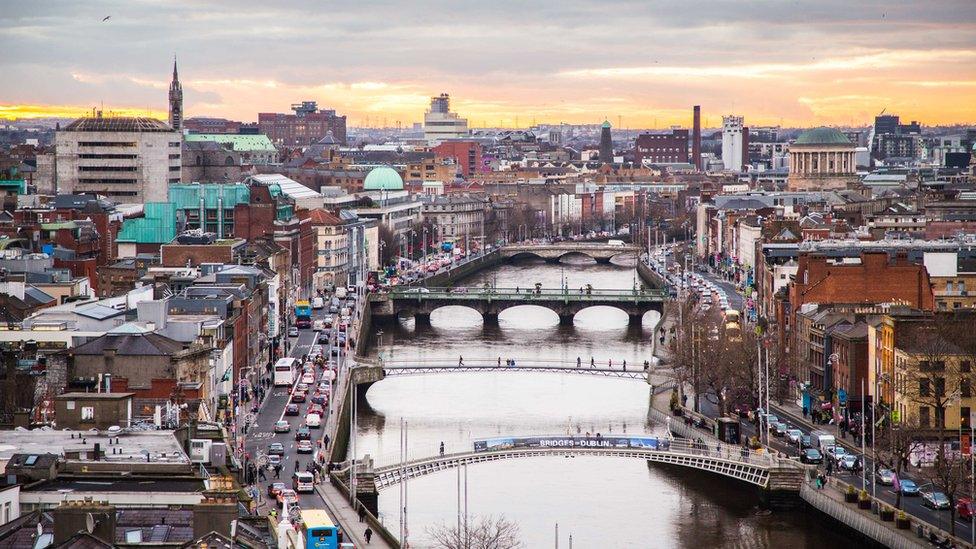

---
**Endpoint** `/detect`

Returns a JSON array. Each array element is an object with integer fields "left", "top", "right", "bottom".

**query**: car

[
  {"left": 875, "top": 468, "right": 895, "bottom": 486},
  {"left": 308, "top": 404, "right": 324, "bottom": 416},
  {"left": 274, "top": 420, "right": 291, "bottom": 433},
  {"left": 267, "top": 442, "right": 285, "bottom": 455},
  {"left": 284, "top": 403, "right": 300, "bottom": 416},
  {"left": 301, "top": 372, "right": 316, "bottom": 385},
  {"left": 290, "top": 391, "right": 306, "bottom": 403},
  {"left": 838, "top": 454, "right": 858, "bottom": 471},
  {"left": 957, "top": 497, "right": 974, "bottom": 520},
  {"left": 922, "top": 491, "right": 951, "bottom": 510},
  {"left": 900, "top": 479, "right": 920, "bottom": 496},
  {"left": 825, "top": 445, "right": 848, "bottom": 462},
  {"left": 318, "top": 332, "right": 330, "bottom": 344},
  {"left": 288, "top": 327, "right": 299, "bottom": 337},
  {"left": 295, "top": 426, "right": 311, "bottom": 441},
  {"left": 800, "top": 448, "right": 823, "bottom": 464},
  {"left": 267, "top": 481, "right": 286, "bottom": 497},
  {"left": 305, "top": 413, "right": 321, "bottom": 428},
  {"left": 267, "top": 454, "right": 281, "bottom": 468},
  {"left": 801, "top": 435, "right": 813, "bottom": 449},
  {"left": 297, "top": 440, "right": 314, "bottom": 454},
  {"left": 277, "top": 488, "right": 299, "bottom": 508},
  {"left": 296, "top": 383, "right": 309, "bottom": 393},
  {"left": 786, "top": 429, "right": 803, "bottom": 444},
  {"left": 771, "top": 422, "right": 788, "bottom": 437},
  {"left": 311, "top": 392, "right": 327, "bottom": 405}
]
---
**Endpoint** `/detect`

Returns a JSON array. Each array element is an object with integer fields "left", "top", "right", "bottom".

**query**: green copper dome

[
  {"left": 601, "top": 120, "right": 612, "bottom": 129},
  {"left": 363, "top": 166, "right": 404, "bottom": 191},
  {"left": 795, "top": 127, "right": 852, "bottom": 146}
]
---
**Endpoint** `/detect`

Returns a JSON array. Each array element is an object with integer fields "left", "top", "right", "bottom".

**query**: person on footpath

[{"left": 364, "top": 527, "right": 373, "bottom": 543}]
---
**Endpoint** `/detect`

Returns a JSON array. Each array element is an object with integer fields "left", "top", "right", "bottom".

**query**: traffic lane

[{"left": 700, "top": 272, "right": 743, "bottom": 309}]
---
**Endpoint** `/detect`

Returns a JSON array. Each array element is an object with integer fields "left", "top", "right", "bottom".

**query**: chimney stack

[{"left": 692, "top": 105, "right": 702, "bottom": 171}]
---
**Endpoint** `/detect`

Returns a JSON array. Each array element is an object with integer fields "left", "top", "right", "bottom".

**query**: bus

[
  {"left": 273, "top": 358, "right": 298, "bottom": 387},
  {"left": 295, "top": 300, "right": 312, "bottom": 329},
  {"left": 299, "top": 509, "right": 340, "bottom": 549}
]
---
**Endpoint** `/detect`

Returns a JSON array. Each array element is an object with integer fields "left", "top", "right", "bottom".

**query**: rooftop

[
  {"left": 794, "top": 127, "right": 852, "bottom": 146},
  {"left": 184, "top": 133, "right": 276, "bottom": 152},
  {"left": 0, "top": 430, "right": 189, "bottom": 463},
  {"left": 62, "top": 117, "right": 175, "bottom": 133}
]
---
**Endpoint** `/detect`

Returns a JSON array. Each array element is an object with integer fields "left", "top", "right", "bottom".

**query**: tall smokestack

[
  {"left": 692, "top": 105, "right": 701, "bottom": 171},
  {"left": 741, "top": 126, "right": 750, "bottom": 170}
]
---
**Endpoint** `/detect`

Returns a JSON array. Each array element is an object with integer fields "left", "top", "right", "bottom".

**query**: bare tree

[
  {"left": 426, "top": 514, "right": 522, "bottom": 549},
  {"left": 874, "top": 413, "right": 927, "bottom": 510}
]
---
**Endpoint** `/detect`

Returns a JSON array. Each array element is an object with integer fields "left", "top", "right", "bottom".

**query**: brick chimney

[
  {"left": 193, "top": 495, "right": 238, "bottom": 539},
  {"left": 52, "top": 499, "right": 116, "bottom": 546}
]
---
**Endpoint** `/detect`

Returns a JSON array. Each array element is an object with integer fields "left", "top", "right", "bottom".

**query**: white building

[
  {"left": 55, "top": 116, "right": 182, "bottom": 203},
  {"left": 722, "top": 115, "right": 744, "bottom": 172},
  {"left": 424, "top": 94, "right": 468, "bottom": 144},
  {"left": 422, "top": 194, "right": 486, "bottom": 248}
]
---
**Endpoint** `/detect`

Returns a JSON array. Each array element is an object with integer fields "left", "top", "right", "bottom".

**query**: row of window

[
  {"left": 77, "top": 153, "right": 137, "bottom": 159},
  {"left": 79, "top": 166, "right": 137, "bottom": 172},
  {"left": 78, "top": 178, "right": 137, "bottom": 184},
  {"left": 78, "top": 141, "right": 136, "bottom": 147}
]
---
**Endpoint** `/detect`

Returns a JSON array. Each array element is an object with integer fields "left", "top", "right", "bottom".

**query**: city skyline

[{"left": 3, "top": 0, "right": 976, "bottom": 127}]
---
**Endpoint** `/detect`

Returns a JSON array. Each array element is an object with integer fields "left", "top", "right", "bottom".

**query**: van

[
  {"left": 810, "top": 430, "right": 836, "bottom": 450},
  {"left": 305, "top": 413, "right": 321, "bottom": 428},
  {"left": 293, "top": 471, "right": 314, "bottom": 493},
  {"left": 312, "top": 297, "right": 324, "bottom": 309}
]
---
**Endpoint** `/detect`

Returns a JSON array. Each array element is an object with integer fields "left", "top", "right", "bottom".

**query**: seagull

[{"left": 102, "top": 15, "right": 111, "bottom": 22}]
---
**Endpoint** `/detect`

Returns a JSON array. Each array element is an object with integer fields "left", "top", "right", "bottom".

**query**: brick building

[
  {"left": 258, "top": 101, "right": 347, "bottom": 147},
  {"left": 432, "top": 141, "right": 483, "bottom": 178},
  {"left": 634, "top": 130, "right": 689, "bottom": 165}
]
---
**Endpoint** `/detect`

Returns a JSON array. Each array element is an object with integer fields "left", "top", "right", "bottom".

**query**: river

[{"left": 357, "top": 257, "right": 859, "bottom": 548}]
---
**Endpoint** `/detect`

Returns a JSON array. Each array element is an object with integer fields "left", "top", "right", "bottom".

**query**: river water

[{"left": 357, "top": 257, "right": 859, "bottom": 548}]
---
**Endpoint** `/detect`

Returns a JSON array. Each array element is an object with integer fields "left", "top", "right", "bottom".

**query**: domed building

[
  {"left": 362, "top": 166, "right": 404, "bottom": 191},
  {"left": 788, "top": 127, "right": 857, "bottom": 191}
]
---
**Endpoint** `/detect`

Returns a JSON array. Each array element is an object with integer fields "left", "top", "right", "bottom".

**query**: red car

[
  {"left": 291, "top": 391, "right": 306, "bottom": 403},
  {"left": 308, "top": 404, "right": 324, "bottom": 416},
  {"left": 958, "top": 498, "right": 974, "bottom": 520}
]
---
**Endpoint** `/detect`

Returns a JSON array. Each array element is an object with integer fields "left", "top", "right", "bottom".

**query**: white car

[{"left": 301, "top": 372, "right": 316, "bottom": 385}]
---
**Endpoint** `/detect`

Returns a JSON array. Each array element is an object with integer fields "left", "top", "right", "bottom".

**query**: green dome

[
  {"left": 363, "top": 167, "right": 403, "bottom": 191},
  {"left": 601, "top": 120, "right": 612, "bottom": 129},
  {"left": 795, "top": 127, "right": 852, "bottom": 146}
]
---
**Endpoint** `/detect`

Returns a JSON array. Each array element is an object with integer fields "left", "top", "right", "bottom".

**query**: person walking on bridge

[
  {"left": 577, "top": 356, "right": 581, "bottom": 368},
  {"left": 623, "top": 360, "right": 627, "bottom": 371},
  {"left": 364, "top": 527, "right": 373, "bottom": 544},
  {"left": 458, "top": 355, "right": 464, "bottom": 366},
  {"left": 590, "top": 357, "right": 595, "bottom": 368},
  {"left": 498, "top": 356, "right": 502, "bottom": 367},
  {"left": 440, "top": 441, "right": 445, "bottom": 456}
]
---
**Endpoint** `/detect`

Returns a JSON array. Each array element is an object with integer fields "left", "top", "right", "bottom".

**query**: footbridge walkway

[
  {"left": 367, "top": 436, "right": 782, "bottom": 490},
  {"left": 500, "top": 242, "right": 641, "bottom": 263}
]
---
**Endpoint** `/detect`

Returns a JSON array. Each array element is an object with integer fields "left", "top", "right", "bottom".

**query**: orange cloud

[{"left": 0, "top": 104, "right": 166, "bottom": 121}]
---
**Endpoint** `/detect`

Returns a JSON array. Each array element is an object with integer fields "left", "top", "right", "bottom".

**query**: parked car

[
  {"left": 274, "top": 420, "right": 291, "bottom": 433},
  {"left": 284, "top": 403, "right": 300, "bottom": 416},
  {"left": 801, "top": 448, "right": 823, "bottom": 464},
  {"left": 267, "top": 442, "right": 285, "bottom": 455},
  {"left": 875, "top": 468, "right": 895, "bottom": 486},
  {"left": 922, "top": 491, "right": 951, "bottom": 510},
  {"left": 900, "top": 479, "right": 920, "bottom": 496}
]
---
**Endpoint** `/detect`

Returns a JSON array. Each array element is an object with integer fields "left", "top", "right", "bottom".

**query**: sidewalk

[
  {"left": 316, "top": 482, "right": 395, "bottom": 548},
  {"left": 771, "top": 399, "right": 867, "bottom": 456}
]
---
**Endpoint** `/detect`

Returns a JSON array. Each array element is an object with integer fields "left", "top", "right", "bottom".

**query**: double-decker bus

[
  {"left": 299, "top": 509, "right": 340, "bottom": 549},
  {"left": 273, "top": 357, "right": 298, "bottom": 387},
  {"left": 295, "top": 300, "right": 312, "bottom": 329}
]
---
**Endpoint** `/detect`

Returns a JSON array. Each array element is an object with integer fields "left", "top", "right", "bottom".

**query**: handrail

[{"left": 386, "top": 287, "right": 669, "bottom": 299}]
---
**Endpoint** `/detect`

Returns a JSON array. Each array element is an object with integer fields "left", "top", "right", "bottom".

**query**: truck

[{"left": 810, "top": 430, "right": 836, "bottom": 450}]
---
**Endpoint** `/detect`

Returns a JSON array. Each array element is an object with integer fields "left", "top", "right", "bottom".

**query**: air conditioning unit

[{"left": 189, "top": 439, "right": 212, "bottom": 463}]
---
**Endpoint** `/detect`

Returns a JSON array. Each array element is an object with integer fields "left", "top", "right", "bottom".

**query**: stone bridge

[
  {"left": 500, "top": 242, "right": 641, "bottom": 263},
  {"left": 367, "top": 436, "right": 784, "bottom": 491},
  {"left": 370, "top": 286, "right": 667, "bottom": 325}
]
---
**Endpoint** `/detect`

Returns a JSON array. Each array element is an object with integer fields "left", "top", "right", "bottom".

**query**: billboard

[{"left": 473, "top": 435, "right": 668, "bottom": 452}]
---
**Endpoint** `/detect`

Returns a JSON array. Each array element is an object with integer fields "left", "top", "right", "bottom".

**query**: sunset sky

[{"left": 3, "top": 0, "right": 976, "bottom": 128}]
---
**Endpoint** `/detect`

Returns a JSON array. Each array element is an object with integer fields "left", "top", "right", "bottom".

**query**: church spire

[{"left": 168, "top": 56, "right": 183, "bottom": 131}]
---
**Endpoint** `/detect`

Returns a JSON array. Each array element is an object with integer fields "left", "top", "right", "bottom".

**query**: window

[
  {"left": 962, "top": 361, "right": 972, "bottom": 373},
  {"left": 935, "top": 377, "right": 946, "bottom": 398},
  {"left": 963, "top": 407, "right": 972, "bottom": 429},
  {"left": 81, "top": 406, "right": 95, "bottom": 421},
  {"left": 963, "top": 378, "right": 972, "bottom": 398},
  {"left": 919, "top": 379, "right": 930, "bottom": 397},
  {"left": 936, "top": 407, "right": 946, "bottom": 429},
  {"left": 920, "top": 406, "right": 930, "bottom": 427}
]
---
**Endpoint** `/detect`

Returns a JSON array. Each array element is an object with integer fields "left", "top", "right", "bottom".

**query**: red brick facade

[{"left": 433, "top": 141, "right": 483, "bottom": 178}]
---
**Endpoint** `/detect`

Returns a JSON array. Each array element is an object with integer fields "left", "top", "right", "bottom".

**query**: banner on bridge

[{"left": 473, "top": 435, "right": 669, "bottom": 452}]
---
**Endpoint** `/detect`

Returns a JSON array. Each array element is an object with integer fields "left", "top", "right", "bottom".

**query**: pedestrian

[
  {"left": 590, "top": 357, "right": 595, "bottom": 368},
  {"left": 258, "top": 467, "right": 266, "bottom": 481},
  {"left": 324, "top": 434, "right": 331, "bottom": 448},
  {"left": 608, "top": 358, "right": 612, "bottom": 368},
  {"left": 577, "top": 356, "right": 581, "bottom": 368},
  {"left": 364, "top": 527, "right": 373, "bottom": 543},
  {"left": 458, "top": 355, "right": 464, "bottom": 366},
  {"left": 295, "top": 459, "right": 300, "bottom": 472},
  {"left": 274, "top": 466, "right": 280, "bottom": 479},
  {"left": 439, "top": 441, "right": 445, "bottom": 456},
  {"left": 498, "top": 356, "right": 502, "bottom": 367},
  {"left": 623, "top": 360, "right": 627, "bottom": 371},
  {"left": 644, "top": 360, "right": 650, "bottom": 371},
  {"left": 359, "top": 505, "right": 366, "bottom": 522}
]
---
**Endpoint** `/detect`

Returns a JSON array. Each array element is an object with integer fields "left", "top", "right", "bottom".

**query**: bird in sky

[{"left": 102, "top": 15, "right": 111, "bottom": 22}]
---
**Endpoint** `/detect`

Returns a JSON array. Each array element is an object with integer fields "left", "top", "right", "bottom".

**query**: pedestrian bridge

[
  {"left": 377, "top": 358, "right": 658, "bottom": 382},
  {"left": 367, "top": 436, "right": 780, "bottom": 490},
  {"left": 371, "top": 286, "right": 666, "bottom": 325},
  {"left": 500, "top": 242, "right": 641, "bottom": 263}
]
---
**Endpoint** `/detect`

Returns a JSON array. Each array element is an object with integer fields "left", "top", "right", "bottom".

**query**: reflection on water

[{"left": 358, "top": 258, "right": 858, "bottom": 548}]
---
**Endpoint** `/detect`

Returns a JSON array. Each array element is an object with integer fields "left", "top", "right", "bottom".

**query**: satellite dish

[{"left": 85, "top": 512, "right": 95, "bottom": 534}]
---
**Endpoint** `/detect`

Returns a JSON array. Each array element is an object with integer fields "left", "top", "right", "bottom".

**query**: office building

[
  {"left": 423, "top": 94, "right": 468, "bottom": 144},
  {"left": 55, "top": 115, "right": 182, "bottom": 203},
  {"left": 258, "top": 101, "right": 347, "bottom": 147},
  {"left": 722, "top": 115, "right": 744, "bottom": 172}
]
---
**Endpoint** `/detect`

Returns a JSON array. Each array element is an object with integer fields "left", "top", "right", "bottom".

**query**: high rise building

[
  {"left": 692, "top": 105, "right": 701, "bottom": 171},
  {"left": 258, "top": 101, "right": 347, "bottom": 146},
  {"left": 721, "top": 115, "right": 744, "bottom": 171},
  {"left": 55, "top": 115, "right": 182, "bottom": 202},
  {"left": 872, "top": 114, "right": 921, "bottom": 161},
  {"left": 423, "top": 94, "right": 468, "bottom": 144},
  {"left": 598, "top": 120, "right": 613, "bottom": 163},
  {"left": 168, "top": 58, "right": 183, "bottom": 131}
]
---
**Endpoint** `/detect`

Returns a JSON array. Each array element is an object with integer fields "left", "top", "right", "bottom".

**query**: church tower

[{"left": 168, "top": 57, "right": 183, "bottom": 131}]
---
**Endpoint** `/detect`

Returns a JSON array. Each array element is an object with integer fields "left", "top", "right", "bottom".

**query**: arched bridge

[
  {"left": 500, "top": 242, "right": 641, "bottom": 264},
  {"left": 370, "top": 286, "right": 667, "bottom": 325},
  {"left": 367, "top": 436, "right": 781, "bottom": 490}
]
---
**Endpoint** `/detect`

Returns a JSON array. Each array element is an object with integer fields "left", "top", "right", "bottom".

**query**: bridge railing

[
  {"left": 375, "top": 356, "right": 658, "bottom": 372},
  {"left": 387, "top": 287, "right": 669, "bottom": 300},
  {"left": 368, "top": 434, "right": 778, "bottom": 472}
]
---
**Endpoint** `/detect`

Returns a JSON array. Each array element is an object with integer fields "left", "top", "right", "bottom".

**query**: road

[
  {"left": 241, "top": 298, "right": 366, "bottom": 543},
  {"left": 698, "top": 270, "right": 744, "bottom": 310}
]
